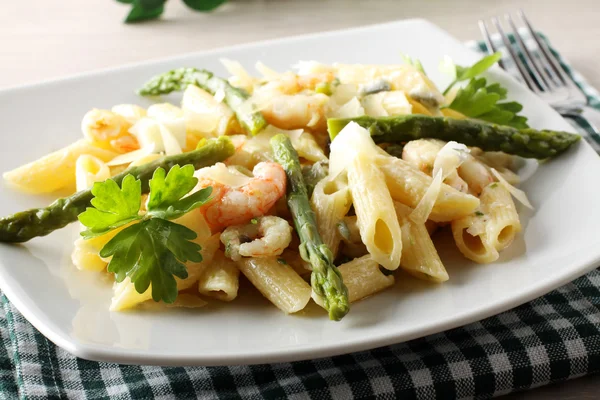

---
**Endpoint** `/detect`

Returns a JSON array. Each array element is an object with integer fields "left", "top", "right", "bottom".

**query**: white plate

[{"left": 1, "top": 19, "right": 599, "bottom": 366}]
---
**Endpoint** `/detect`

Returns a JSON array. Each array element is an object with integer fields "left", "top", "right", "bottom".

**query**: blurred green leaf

[
  {"left": 125, "top": 1, "right": 165, "bottom": 23},
  {"left": 116, "top": 0, "right": 134, "bottom": 3},
  {"left": 139, "top": 0, "right": 167, "bottom": 8},
  {"left": 182, "top": 0, "right": 227, "bottom": 11}
]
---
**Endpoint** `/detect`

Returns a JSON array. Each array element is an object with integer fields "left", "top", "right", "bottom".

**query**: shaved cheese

[
  {"left": 381, "top": 91, "right": 413, "bottom": 115},
  {"left": 129, "top": 153, "right": 162, "bottom": 167},
  {"left": 147, "top": 103, "right": 186, "bottom": 148},
  {"left": 333, "top": 63, "right": 445, "bottom": 107},
  {"left": 130, "top": 118, "right": 162, "bottom": 150},
  {"left": 195, "top": 162, "right": 252, "bottom": 188},
  {"left": 293, "top": 61, "right": 333, "bottom": 76},
  {"left": 107, "top": 144, "right": 156, "bottom": 166},
  {"left": 220, "top": 58, "right": 255, "bottom": 93},
  {"left": 129, "top": 117, "right": 182, "bottom": 155},
  {"left": 362, "top": 91, "right": 412, "bottom": 117},
  {"left": 248, "top": 126, "right": 326, "bottom": 163},
  {"left": 329, "top": 122, "right": 380, "bottom": 177},
  {"left": 495, "top": 167, "right": 521, "bottom": 185},
  {"left": 181, "top": 85, "right": 230, "bottom": 135},
  {"left": 255, "top": 61, "right": 280, "bottom": 80},
  {"left": 331, "top": 97, "right": 365, "bottom": 119},
  {"left": 433, "top": 141, "right": 470, "bottom": 179},
  {"left": 491, "top": 168, "right": 533, "bottom": 209},
  {"left": 111, "top": 104, "right": 146, "bottom": 124},
  {"left": 410, "top": 170, "right": 443, "bottom": 225},
  {"left": 362, "top": 94, "right": 389, "bottom": 117},
  {"left": 330, "top": 83, "right": 359, "bottom": 106},
  {"left": 159, "top": 125, "right": 182, "bottom": 155}
]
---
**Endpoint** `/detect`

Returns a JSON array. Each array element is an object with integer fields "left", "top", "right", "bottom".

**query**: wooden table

[{"left": 2, "top": 0, "right": 599, "bottom": 397}]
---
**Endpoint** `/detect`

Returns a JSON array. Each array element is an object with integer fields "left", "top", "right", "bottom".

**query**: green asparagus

[
  {"left": 0, "top": 137, "right": 235, "bottom": 243},
  {"left": 301, "top": 161, "right": 329, "bottom": 198},
  {"left": 328, "top": 115, "right": 580, "bottom": 159},
  {"left": 270, "top": 134, "right": 349, "bottom": 321},
  {"left": 138, "top": 67, "right": 267, "bottom": 135}
]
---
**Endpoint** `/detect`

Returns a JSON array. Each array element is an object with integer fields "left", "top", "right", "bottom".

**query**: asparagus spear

[
  {"left": 328, "top": 115, "right": 580, "bottom": 159},
  {"left": 138, "top": 67, "right": 267, "bottom": 135},
  {"left": 0, "top": 137, "right": 235, "bottom": 243},
  {"left": 270, "top": 134, "right": 349, "bottom": 321},
  {"left": 301, "top": 161, "right": 329, "bottom": 198}
]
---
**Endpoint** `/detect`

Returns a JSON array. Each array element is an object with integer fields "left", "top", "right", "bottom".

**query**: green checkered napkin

[{"left": 2, "top": 32, "right": 600, "bottom": 400}]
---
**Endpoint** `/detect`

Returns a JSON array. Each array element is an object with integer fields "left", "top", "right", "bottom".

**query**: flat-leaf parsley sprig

[
  {"left": 442, "top": 52, "right": 529, "bottom": 129},
  {"left": 78, "top": 164, "right": 212, "bottom": 303}
]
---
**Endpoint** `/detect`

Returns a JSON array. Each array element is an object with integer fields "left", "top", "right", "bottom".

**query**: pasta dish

[{"left": 0, "top": 54, "right": 579, "bottom": 321}]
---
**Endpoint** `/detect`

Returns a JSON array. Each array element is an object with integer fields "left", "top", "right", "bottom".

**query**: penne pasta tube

[
  {"left": 479, "top": 183, "right": 522, "bottom": 251},
  {"left": 336, "top": 255, "right": 395, "bottom": 303},
  {"left": 376, "top": 154, "right": 480, "bottom": 222},
  {"left": 198, "top": 250, "right": 240, "bottom": 301},
  {"left": 451, "top": 183, "right": 521, "bottom": 264},
  {"left": 71, "top": 154, "right": 113, "bottom": 271},
  {"left": 3, "top": 139, "right": 118, "bottom": 194},
  {"left": 237, "top": 257, "right": 311, "bottom": 314},
  {"left": 311, "top": 171, "right": 352, "bottom": 258},
  {"left": 348, "top": 154, "right": 402, "bottom": 270},
  {"left": 339, "top": 216, "right": 368, "bottom": 259},
  {"left": 75, "top": 155, "right": 111, "bottom": 193},
  {"left": 394, "top": 202, "right": 449, "bottom": 283}
]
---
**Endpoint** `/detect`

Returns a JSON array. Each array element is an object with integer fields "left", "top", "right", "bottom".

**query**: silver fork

[{"left": 479, "top": 10, "right": 600, "bottom": 140}]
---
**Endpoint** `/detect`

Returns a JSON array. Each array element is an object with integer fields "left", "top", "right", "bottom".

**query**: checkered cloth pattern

[{"left": 1, "top": 32, "right": 600, "bottom": 400}]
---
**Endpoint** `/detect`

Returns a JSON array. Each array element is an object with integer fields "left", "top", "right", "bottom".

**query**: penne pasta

[
  {"left": 339, "top": 216, "right": 369, "bottom": 259},
  {"left": 348, "top": 154, "right": 402, "bottom": 270},
  {"left": 394, "top": 202, "right": 448, "bottom": 282},
  {"left": 377, "top": 154, "right": 480, "bottom": 222},
  {"left": 237, "top": 257, "right": 311, "bottom": 314},
  {"left": 71, "top": 154, "right": 113, "bottom": 271},
  {"left": 3, "top": 139, "right": 118, "bottom": 194},
  {"left": 198, "top": 250, "right": 240, "bottom": 301},
  {"left": 479, "top": 183, "right": 522, "bottom": 252},
  {"left": 311, "top": 171, "right": 352, "bottom": 258},
  {"left": 451, "top": 183, "right": 521, "bottom": 264},
  {"left": 336, "top": 255, "right": 395, "bottom": 303},
  {"left": 75, "top": 155, "right": 111, "bottom": 193}
]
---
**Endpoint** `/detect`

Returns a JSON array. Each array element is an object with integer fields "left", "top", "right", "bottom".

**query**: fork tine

[
  {"left": 478, "top": 20, "right": 506, "bottom": 70},
  {"left": 491, "top": 17, "right": 540, "bottom": 92},
  {"left": 505, "top": 13, "right": 552, "bottom": 91},
  {"left": 518, "top": 10, "right": 569, "bottom": 86}
]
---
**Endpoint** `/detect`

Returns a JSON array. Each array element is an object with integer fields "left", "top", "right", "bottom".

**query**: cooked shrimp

[
  {"left": 259, "top": 70, "right": 335, "bottom": 95},
  {"left": 81, "top": 109, "right": 140, "bottom": 153},
  {"left": 457, "top": 156, "right": 494, "bottom": 196},
  {"left": 195, "top": 162, "right": 286, "bottom": 231},
  {"left": 220, "top": 216, "right": 293, "bottom": 261},
  {"left": 251, "top": 79, "right": 330, "bottom": 132},
  {"left": 402, "top": 139, "right": 469, "bottom": 193}
]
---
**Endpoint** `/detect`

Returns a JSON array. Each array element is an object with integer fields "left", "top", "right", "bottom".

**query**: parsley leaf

[
  {"left": 78, "top": 165, "right": 213, "bottom": 303},
  {"left": 443, "top": 52, "right": 502, "bottom": 94},
  {"left": 100, "top": 219, "right": 202, "bottom": 303},
  {"left": 447, "top": 77, "right": 529, "bottom": 129},
  {"left": 78, "top": 175, "right": 142, "bottom": 239},
  {"left": 147, "top": 164, "right": 212, "bottom": 220}
]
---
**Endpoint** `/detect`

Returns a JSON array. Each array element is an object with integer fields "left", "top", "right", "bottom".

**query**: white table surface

[{"left": 1, "top": 0, "right": 599, "bottom": 397}]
